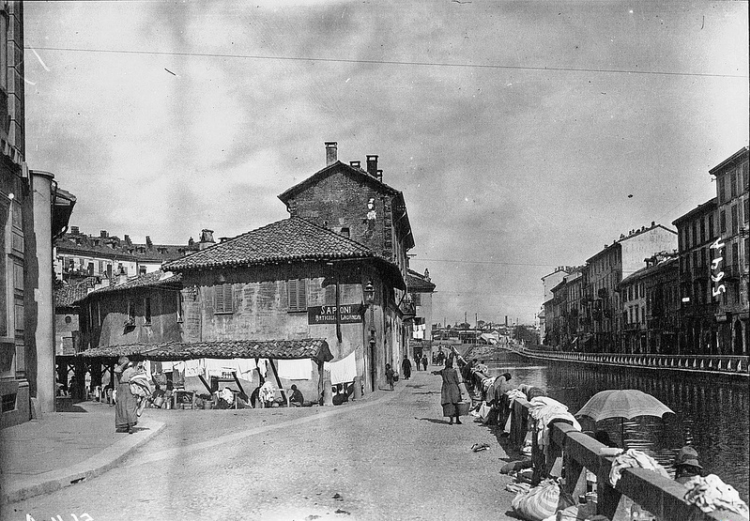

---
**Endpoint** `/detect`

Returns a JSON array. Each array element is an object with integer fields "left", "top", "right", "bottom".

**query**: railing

[
  {"left": 510, "top": 346, "right": 749, "bottom": 375},
  {"left": 508, "top": 398, "right": 747, "bottom": 521}
]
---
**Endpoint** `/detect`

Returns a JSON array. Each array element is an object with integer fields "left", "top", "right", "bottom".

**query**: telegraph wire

[{"left": 24, "top": 46, "right": 748, "bottom": 79}]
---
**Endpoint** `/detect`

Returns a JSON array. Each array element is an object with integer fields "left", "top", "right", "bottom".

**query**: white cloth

[
  {"left": 683, "top": 474, "right": 749, "bottom": 516},
  {"left": 259, "top": 381, "right": 276, "bottom": 403},
  {"left": 609, "top": 449, "right": 670, "bottom": 487},
  {"left": 529, "top": 397, "right": 581, "bottom": 447},
  {"left": 184, "top": 359, "right": 202, "bottom": 377},
  {"left": 324, "top": 351, "right": 357, "bottom": 385},
  {"left": 277, "top": 359, "right": 314, "bottom": 380}
]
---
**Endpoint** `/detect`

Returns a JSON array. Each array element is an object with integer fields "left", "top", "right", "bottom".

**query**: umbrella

[{"left": 576, "top": 389, "right": 674, "bottom": 422}]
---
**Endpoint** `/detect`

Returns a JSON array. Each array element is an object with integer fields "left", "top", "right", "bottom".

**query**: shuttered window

[
  {"left": 214, "top": 284, "right": 233, "bottom": 314},
  {"left": 288, "top": 279, "right": 307, "bottom": 312}
]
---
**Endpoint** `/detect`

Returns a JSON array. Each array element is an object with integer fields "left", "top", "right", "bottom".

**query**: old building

[
  {"left": 55, "top": 226, "right": 205, "bottom": 281},
  {"left": 619, "top": 253, "right": 679, "bottom": 354},
  {"left": 540, "top": 266, "right": 571, "bottom": 346},
  {"left": 406, "top": 268, "right": 436, "bottom": 362},
  {"left": 584, "top": 223, "right": 677, "bottom": 353},
  {"left": 76, "top": 144, "right": 418, "bottom": 401},
  {"left": 673, "top": 199, "right": 719, "bottom": 354},
  {"left": 709, "top": 146, "right": 748, "bottom": 355},
  {"left": 1, "top": 2, "right": 76, "bottom": 427}
]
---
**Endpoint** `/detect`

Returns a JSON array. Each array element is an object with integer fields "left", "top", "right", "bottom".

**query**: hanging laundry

[
  {"left": 324, "top": 351, "right": 356, "bottom": 385},
  {"left": 278, "top": 359, "right": 314, "bottom": 380}
]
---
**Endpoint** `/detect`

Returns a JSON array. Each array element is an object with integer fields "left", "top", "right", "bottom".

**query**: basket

[{"left": 457, "top": 400, "right": 471, "bottom": 416}]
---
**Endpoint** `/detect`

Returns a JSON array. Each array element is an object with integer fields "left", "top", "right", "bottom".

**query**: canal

[{"left": 474, "top": 349, "right": 749, "bottom": 501}]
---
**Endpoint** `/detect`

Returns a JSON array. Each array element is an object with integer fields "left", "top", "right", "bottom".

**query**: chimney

[
  {"left": 376, "top": 169, "right": 383, "bottom": 182},
  {"left": 366, "top": 155, "right": 378, "bottom": 177},
  {"left": 325, "top": 142, "right": 338, "bottom": 165},
  {"left": 71, "top": 226, "right": 79, "bottom": 235},
  {"left": 124, "top": 234, "right": 132, "bottom": 245},
  {"left": 100, "top": 230, "right": 108, "bottom": 238},
  {"left": 350, "top": 161, "right": 361, "bottom": 168},
  {"left": 199, "top": 229, "right": 215, "bottom": 250},
  {"left": 146, "top": 236, "right": 153, "bottom": 247}
]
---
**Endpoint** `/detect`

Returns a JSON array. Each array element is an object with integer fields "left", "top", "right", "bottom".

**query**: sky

[{"left": 23, "top": 1, "right": 748, "bottom": 327}]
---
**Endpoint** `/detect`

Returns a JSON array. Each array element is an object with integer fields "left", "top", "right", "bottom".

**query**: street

[{"left": 3, "top": 370, "right": 519, "bottom": 521}]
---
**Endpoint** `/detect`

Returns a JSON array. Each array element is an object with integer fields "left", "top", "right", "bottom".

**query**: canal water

[{"left": 473, "top": 349, "right": 749, "bottom": 501}]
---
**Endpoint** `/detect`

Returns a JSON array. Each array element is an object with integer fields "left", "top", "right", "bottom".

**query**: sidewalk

[{"left": 0, "top": 401, "right": 165, "bottom": 505}]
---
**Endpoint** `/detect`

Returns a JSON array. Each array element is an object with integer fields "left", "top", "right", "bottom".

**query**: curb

[{"left": 0, "top": 418, "right": 165, "bottom": 505}]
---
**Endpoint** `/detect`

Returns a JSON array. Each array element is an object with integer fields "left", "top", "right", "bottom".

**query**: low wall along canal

[{"left": 463, "top": 343, "right": 749, "bottom": 503}]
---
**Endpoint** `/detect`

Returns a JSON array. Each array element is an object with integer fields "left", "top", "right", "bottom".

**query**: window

[
  {"left": 743, "top": 161, "right": 749, "bottom": 188},
  {"left": 718, "top": 176, "right": 726, "bottom": 203},
  {"left": 731, "top": 205, "right": 738, "bottom": 233},
  {"left": 700, "top": 218, "right": 706, "bottom": 243},
  {"left": 88, "top": 262, "right": 94, "bottom": 275},
  {"left": 127, "top": 301, "right": 136, "bottom": 322},
  {"left": 745, "top": 198, "right": 749, "bottom": 223},
  {"left": 720, "top": 210, "right": 726, "bottom": 234},
  {"left": 144, "top": 298, "right": 152, "bottom": 325},
  {"left": 214, "top": 284, "right": 233, "bottom": 314},
  {"left": 139, "top": 266, "right": 147, "bottom": 275},
  {"left": 732, "top": 242, "right": 739, "bottom": 269},
  {"left": 708, "top": 214, "right": 715, "bottom": 238},
  {"left": 692, "top": 222, "right": 698, "bottom": 246},
  {"left": 288, "top": 279, "right": 307, "bottom": 312},
  {"left": 177, "top": 292, "right": 184, "bottom": 322},
  {"left": 730, "top": 171, "right": 737, "bottom": 197}
]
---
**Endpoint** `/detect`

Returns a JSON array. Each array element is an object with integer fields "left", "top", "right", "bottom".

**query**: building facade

[
  {"left": 709, "top": 147, "right": 748, "bottom": 355},
  {"left": 1, "top": 2, "right": 76, "bottom": 427},
  {"left": 584, "top": 223, "right": 677, "bottom": 353},
  {"left": 673, "top": 198, "right": 719, "bottom": 354}
]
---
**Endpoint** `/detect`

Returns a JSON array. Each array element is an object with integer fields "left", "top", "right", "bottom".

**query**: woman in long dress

[
  {"left": 114, "top": 356, "right": 138, "bottom": 433},
  {"left": 433, "top": 358, "right": 463, "bottom": 425}
]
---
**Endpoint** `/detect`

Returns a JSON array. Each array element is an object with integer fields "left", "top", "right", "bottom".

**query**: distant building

[
  {"left": 540, "top": 266, "right": 571, "bottom": 346},
  {"left": 709, "top": 147, "right": 748, "bottom": 354},
  {"left": 619, "top": 253, "right": 679, "bottom": 354},
  {"left": 54, "top": 227, "right": 203, "bottom": 281},
  {"left": 406, "top": 268, "right": 436, "bottom": 362},
  {"left": 584, "top": 223, "right": 677, "bottom": 353},
  {"left": 672, "top": 198, "right": 719, "bottom": 354}
]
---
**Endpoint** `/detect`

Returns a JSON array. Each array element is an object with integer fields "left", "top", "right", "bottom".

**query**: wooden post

[{"left": 267, "top": 359, "right": 287, "bottom": 404}]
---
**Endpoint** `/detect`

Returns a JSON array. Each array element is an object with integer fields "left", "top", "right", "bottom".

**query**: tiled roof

[
  {"left": 406, "top": 269, "right": 436, "bottom": 292},
  {"left": 55, "top": 277, "right": 100, "bottom": 308},
  {"left": 78, "top": 338, "right": 333, "bottom": 363},
  {"left": 75, "top": 271, "right": 182, "bottom": 303},
  {"left": 163, "top": 217, "right": 375, "bottom": 271},
  {"left": 620, "top": 256, "right": 678, "bottom": 286},
  {"left": 56, "top": 233, "right": 197, "bottom": 262}
]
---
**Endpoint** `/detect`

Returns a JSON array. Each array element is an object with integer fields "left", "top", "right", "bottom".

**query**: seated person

[
  {"left": 332, "top": 383, "right": 354, "bottom": 405},
  {"left": 258, "top": 380, "right": 276, "bottom": 408},
  {"left": 289, "top": 384, "right": 304, "bottom": 407},
  {"left": 214, "top": 387, "right": 235, "bottom": 409},
  {"left": 674, "top": 446, "right": 706, "bottom": 485}
]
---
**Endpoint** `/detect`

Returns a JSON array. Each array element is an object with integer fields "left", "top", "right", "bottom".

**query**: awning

[{"left": 77, "top": 338, "right": 333, "bottom": 364}]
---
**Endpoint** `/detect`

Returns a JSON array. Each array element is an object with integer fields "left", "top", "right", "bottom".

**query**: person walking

[
  {"left": 114, "top": 356, "right": 139, "bottom": 434},
  {"left": 432, "top": 358, "right": 463, "bottom": 425},
  {"left": 402, "top": 356, "right": 412, "bottom": 380},
  {"left": 385, "top": 363, "right": 395, "bottom": 390},
  {"left": 422, "top": 355, "right": 428, "bottom": 371}
]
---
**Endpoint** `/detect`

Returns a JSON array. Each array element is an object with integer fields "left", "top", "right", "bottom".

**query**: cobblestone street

[{"left": 3, "top": 369, "right": 520, "bottom": 521}]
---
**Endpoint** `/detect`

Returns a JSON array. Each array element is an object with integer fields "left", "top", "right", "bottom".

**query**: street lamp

[{"left": 364, "top": 280, "right": 376, "bottom": 392}]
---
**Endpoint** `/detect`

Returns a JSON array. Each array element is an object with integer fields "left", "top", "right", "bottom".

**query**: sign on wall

[{"left": 308, "top": 304, "right": 364, "bottom": 325}]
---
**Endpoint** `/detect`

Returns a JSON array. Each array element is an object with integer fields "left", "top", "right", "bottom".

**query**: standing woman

[
  {"left": 432, "top": 358, "right": 462, "bottom": 425},
  {"left": 114, "top": 356, "right": 138, "bottom": 433}
]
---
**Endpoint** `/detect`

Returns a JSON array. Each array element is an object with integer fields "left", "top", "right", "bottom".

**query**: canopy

[
  {"left": 77, "top": 338, "right": 333, "bottom": 364},
  {"left": 576, "top": 389, "right": 674, "bottom": 422}
]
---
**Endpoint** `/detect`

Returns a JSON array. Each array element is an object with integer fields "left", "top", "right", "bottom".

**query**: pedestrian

[
  {"left": 432, "top": 358, "right": 463, "bottom": 425},
  {"left": 488, "top": 372, "right": 512, "bottom": 427},
  {"left": 289, "top": 384, "right": 304, "bottom": 407},
  {"left": 385, "top": 363, "right": 395, "bottom": 390},
  {"left": 422, "top": 354, "right": 428, "bottom": 371},
  {"left": 114, "top": 356, "right": 138, "bottom": 434},
  {"left": 674, "top": 446, "right": 706, "bottom": 485},
  {"left": 402, "top": 355, "right": 412, "bottom": 380}
]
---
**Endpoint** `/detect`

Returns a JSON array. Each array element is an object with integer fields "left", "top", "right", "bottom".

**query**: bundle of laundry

[
  {"left": 129, "top": 373, "right": 153, "bottom": 399},
  {"left": 528, "top": 396, "right": 581, "bottom": 449},
  {"left": 511, "top": 478, "right": 575, "bottom": 521},
  {"left": 683, "top": 474, "right": 749, "bottom": 516},
  {"left": 608, "top": 449, "right": 670, "bottom": 487}
]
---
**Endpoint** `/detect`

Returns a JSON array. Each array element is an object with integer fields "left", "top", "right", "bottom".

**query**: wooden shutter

[{"left": 288, "top": 279, "right": 307, "bottom": 311}]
